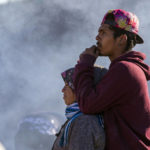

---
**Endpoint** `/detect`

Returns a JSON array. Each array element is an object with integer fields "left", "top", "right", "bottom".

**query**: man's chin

[
  {"left": 96, "top": 47, "right": 101, "bottom": 55},
  {"left": 98, "top": 51, "right": 108, "bottom": 56},
  {"left": 97, "top": 48, "right": 105, "bottom": 56}
]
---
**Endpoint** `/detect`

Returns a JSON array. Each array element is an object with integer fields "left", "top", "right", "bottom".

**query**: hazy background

[{"left": 0, "top": 0, "right": 149, "bottom": 149}]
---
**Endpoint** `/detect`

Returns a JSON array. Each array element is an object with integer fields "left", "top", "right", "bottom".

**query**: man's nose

[
  {"left": 62, "top": 87, "right": 65, "bottom": 93},
  {"left": 96, "top": 34, "right": 99, "bottom": 40}
]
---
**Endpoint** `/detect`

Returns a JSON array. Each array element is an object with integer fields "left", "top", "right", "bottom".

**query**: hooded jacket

[{"left": 73, "top": 51, "right": 150, "bottom": 150}]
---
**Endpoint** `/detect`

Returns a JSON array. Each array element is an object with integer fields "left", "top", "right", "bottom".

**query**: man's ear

[{"left": 119, "top": 34, "right": 127, "bottom": 45}]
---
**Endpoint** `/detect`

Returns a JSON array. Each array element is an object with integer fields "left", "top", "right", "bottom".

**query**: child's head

[
  {"left": 61, "top": 68, "right": 76, "bottom": 105},
  {"left": 61, "top": 66, "right": 108, "bottom": 105}
]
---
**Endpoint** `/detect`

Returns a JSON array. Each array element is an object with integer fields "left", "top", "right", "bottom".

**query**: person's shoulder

[
  {"left": 72, "top": 114, "right": 100, "bottom": 128},
  {"left": 69, "top": 114, "right": 105, "bottom": 138},
  {"left": 111, "top": 60, "right": 136, "bottom": 74},
  {"left": 117, "top": 60, "right": 143, "bottom": 74},
  {"left": 112, "top": 61, "right": 145, "bottom": 83},
  {"left": 113, "top": 60, "right": 130, "bottom": 68},
  {"left": 77, "top": 114, "right": 99, "bottom": 120}
]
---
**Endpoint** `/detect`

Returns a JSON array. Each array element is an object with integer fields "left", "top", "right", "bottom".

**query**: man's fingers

[
  {"left": 95, "top": 49, "right": 100, "bottom": 56},
  {"left": 85, "top": 45, "right": 97, "bottom": 52},
  {"left": 78, "top": 45, "right": 99, "bottom": 62}
]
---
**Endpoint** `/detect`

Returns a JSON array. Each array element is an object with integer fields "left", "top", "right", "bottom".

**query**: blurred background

[{"left": 0, "top": 0, "right": 149, "bottom": 149}]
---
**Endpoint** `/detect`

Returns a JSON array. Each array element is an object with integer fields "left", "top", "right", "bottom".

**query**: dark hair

[{"left": 105, "top": 13, "right": 137, "bottom": 52}]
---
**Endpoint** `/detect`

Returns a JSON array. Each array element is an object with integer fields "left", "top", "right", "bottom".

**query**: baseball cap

[{"left": 101, "top": 9, "right": 144, "bottom": 44}]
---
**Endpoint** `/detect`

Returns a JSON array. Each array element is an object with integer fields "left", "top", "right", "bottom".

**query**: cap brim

[
  {"left": 136, "top": 34, "right": 144, "bottom": 44},
  {"left": 61, "top": 72, "right": 66, "bottom": 82}
]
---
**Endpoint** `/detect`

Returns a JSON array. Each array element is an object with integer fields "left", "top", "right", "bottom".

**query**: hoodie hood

[{"left": 110, "top": 51, "right": 150, "bottom": 81}]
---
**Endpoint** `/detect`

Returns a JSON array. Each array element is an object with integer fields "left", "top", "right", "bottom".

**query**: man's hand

[{"left": 79, "top": 45, "right": 100, "bottom": 61}]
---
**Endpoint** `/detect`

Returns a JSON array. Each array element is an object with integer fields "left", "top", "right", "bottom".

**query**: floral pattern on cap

[
  {"left": 61, "top": 66, "right": 108, "bottom": 90},
  {"left": 61, "top": 68, "right": 75, "bottom": 90},
  {"left": 101, "top": 9, "right": 139, "bottom": 34}
]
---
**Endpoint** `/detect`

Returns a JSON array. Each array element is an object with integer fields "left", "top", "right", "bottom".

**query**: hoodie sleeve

[{"left": 73, "top": 54, "right": 130, "bottom": 114}]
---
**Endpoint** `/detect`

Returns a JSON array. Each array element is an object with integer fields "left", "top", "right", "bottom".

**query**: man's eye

[
  {"left": 102, "top": 31, "right": 105, "bottom": 34},
  {"left": 100, "top": 31, "right": 105, "bottom": 35}
]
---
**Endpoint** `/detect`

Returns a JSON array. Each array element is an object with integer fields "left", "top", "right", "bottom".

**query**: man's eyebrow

[
  {"left": 98, "top": 28, "right": 104, "bottom": 32},
  {"left": 98, "top": 27, "right": 109, "bottom": 32}
]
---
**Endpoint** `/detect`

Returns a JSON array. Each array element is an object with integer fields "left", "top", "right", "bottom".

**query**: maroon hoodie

[{"left": 73, "top": 51, "right": 150, "bottom": 150}]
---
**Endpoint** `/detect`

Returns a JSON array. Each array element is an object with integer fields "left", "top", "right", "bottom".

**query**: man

[{"left": 73, "top": 9, "right": 150, "bottom": 150}]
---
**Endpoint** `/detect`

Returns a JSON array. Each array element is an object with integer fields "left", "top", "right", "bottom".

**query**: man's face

[{"left": 96, "top": 24, "right": 117, "bottom": 56}]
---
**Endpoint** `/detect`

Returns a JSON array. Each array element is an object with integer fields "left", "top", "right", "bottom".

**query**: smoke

[
  {"left": 0, "top": 142, "right": 6, "bottom": 150},
  {"left": 0, "top": 0, "right": 149, "bottom": 150},
  {"left": 14, "top": 112, "right": 65, "bottom": 150}
]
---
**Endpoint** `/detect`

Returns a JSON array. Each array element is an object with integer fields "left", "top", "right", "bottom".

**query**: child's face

[{"left": 62, "top": 82, "right": 76, "bottom": 105}]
